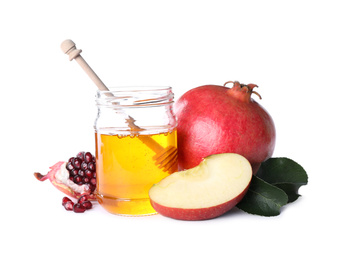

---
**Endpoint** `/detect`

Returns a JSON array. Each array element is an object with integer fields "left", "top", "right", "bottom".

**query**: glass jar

[{"left": 94, "top": 86, "right": 177, "bottom": 216}]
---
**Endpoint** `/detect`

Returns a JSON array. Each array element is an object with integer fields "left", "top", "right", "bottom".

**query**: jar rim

[
  {"left": 95, "top": 86, "right": 174, "bottom": 108},
  {"left": 97, "top": 86, "right": 172, "bottom": 93}
]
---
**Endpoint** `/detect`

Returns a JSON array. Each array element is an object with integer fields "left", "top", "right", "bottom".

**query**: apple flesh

[{"left": 149, "top": 153, "right": 252, "bottom": 220}]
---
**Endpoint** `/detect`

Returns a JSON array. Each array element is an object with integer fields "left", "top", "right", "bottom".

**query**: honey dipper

[{"left": 61, "top": 39, "right": 177, "bottom": 172}]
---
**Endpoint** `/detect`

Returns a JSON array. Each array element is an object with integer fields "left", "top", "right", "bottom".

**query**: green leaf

[
  {"left": 237, "top": 175, "right": 288, "bottom": 216},
  {"left": 256, "top": 157, "right": 308, "bottom": 202}
]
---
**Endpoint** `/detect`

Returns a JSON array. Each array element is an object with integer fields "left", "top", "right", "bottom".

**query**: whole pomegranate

[{"left": 175, "top": 81, "right": 276, "bottom": 174}]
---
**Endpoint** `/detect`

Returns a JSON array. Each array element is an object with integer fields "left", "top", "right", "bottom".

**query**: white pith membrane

[
  {"left": 55, "top": 162, "right": 90, "bottom": 194},
  {"left": 149, "top": 153, "right": 252, "bottom": 209}
]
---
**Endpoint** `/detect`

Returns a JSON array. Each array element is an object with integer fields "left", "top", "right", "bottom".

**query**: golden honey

[{"left": 95, "top": 130, "right": 177, "bottom": 216}]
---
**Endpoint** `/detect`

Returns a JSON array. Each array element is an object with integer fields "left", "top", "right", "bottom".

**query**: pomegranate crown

[{"left": 224, "top": 81, "right": 262, "bottom": 101}]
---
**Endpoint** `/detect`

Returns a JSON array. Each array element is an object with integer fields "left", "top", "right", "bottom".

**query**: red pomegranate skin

[{"left": 174, "top": 82, "right": 276, "bottom": 174}]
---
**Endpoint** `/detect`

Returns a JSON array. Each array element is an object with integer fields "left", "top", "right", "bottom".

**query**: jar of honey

[{"left": 94, "top": 86, "right": 177, "bottom": 216}]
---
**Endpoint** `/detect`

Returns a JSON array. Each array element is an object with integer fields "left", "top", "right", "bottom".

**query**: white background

[{"left": 1, "top": 0, "right": 349, "bottom": 259}]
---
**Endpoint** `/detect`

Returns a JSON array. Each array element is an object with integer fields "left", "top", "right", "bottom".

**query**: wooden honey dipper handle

[
  {"left": 61, "top": 39, "right": 109, "bottom": 92},
  {"left": 60, "top": 39, "right": 164, "bottom": 153}
]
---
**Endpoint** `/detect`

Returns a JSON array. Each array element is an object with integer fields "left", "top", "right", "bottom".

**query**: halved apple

[{"left": 149, "top": 153, "right": 252, "bottom": 220}]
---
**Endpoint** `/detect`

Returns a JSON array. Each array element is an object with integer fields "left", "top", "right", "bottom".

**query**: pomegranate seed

[
  {"left": 84, "top": 152, "right": 93, "bottom": 163},
  {"left": 78, "top": 195, "right": 89, "bottom": 204},
  {"left": 76, "top": 152, "right": 85, "bottom": 161},
  {"left": 81, "top": 161, "right": 88, "bottom": 170},
  {"left": 82, "top": 201, "right": 93, "bottom": 210},
  {"left": 78, "top": 170, "right": 85, "bottom": 177},
  {"left": 66, "top": 162, "right": 74, "bottom": 171},
  {"left": 85, "top": 170, "right": 93, "bottom": 178},
  {"left": 71, "top": 168, "right": 79, "bottom": 176},
  {"left": 63, "top": 201, "right": 74, "bottom": 211},
  {"left": 73, "top": 203, "right": 86, "bottom": 213},
  {"left": 74, "top": 175, "right": 82, "bottom": 184},
  {"left": 87, "top": 162, "right": 95, "bottom": 171},
  {"left": 86, "top": 183, "right": 95, "bottom": 192},
  {"left": 90, "top": 178, "right": 96, "bottom": 185},
  {"left": 62, "top": 196, "right": 72, "bottom": 205},
  {"left": 73, "top": 158, "right": 82, "bottom": 169},
  {"left": 62, "top": 195, "right": 93, "bottom": 213}
]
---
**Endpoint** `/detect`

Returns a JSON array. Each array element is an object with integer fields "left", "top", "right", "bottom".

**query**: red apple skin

[
  {"left": 174, "top": 84, "right": 276, "bottom": 174},
  {"left": 150, "top": 185, "right": 249, "bottom": 221}
]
